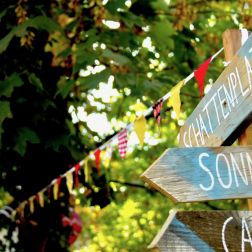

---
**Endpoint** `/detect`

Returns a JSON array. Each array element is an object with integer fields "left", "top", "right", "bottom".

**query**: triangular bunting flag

[
  {"left": 118, "top": 129, "right": 127, "bottom": 158},
  {"left": 84, "top": 157, "right": 91, "bottom": 183},
  {"left": 134, "top": 115, "right": 147, "bottom": 146},
  {"left": 18, "top": 201, "right": 26, "bottom": 219},
  {"left": 94, "top": 149, "right": 101, "bottom": 174},
  {"left": 35, "top": 194, "right": 39, "bottom": 203},
  {"left": 29, "top": 196, "right": 35, "bottom": 214},
  {"left": 168, "top": 80, "right": 185, "bottom": 119},
  {"left": 38, "top": 191, "right": 44, "bottom": 208},
  {"left": 53, "top": 177, "right": 61, "bottom": 200},
  {"left": 194, "top": 57, "right": 212, "bottom": 97},
  {"left": 66, "top": 172, "right": 73, "bottom": 193},
  {"left": 74, "top": 163, "right": 80, "bottom": 188},
  {"left": 152, "top": 99, "right": 163, "bottom": 125},
  {"left": 47, "top": 187, "right": 51, "bottom": 202},
  {"left": 103, "top": 145, "right": 112, "bottom": 168}
]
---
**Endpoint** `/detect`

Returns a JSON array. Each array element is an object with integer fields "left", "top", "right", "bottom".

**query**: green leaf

[
  {"left": 45, "top": 134, "right": 69, "bottom": 152},
  {"left": 114, "top": 73, "right": 136, "bottom": 88},
  {"left": 0, "top": 16, "right": 60, "bottom": 54},
  {"left": 0, "top": 73, "right": 23, "bottom": 97},
  {"left": 13, "top": 127, "right": 40, "bottom": 156},
  {"left": 56, "top": 77, "right": 74, "bottom": 98},
  {"left": 103, "top": 49, "right": 130, "bottom": 65},
  {"left": 66, "top": 119, "right": 76, "bottom": 135},
  {"left": 28, "top": 73, "right": 44, "bottom": 91},
  {"left": 0, "top": 101, "right": 12, "bottom": 145},
  {"left": 150, "top": 20, "right": 175, "bottom": 49},
  {"left": 78, "top": 69, "right": 111, "bottom": 91},
  {"left": 0, "top": 101, "right": 12, "bottom": 123},
  {"left": 105, "top": 0, "right": 126, "bottom": 14}
]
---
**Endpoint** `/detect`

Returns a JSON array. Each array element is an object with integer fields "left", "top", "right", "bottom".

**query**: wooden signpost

[
  {"left": 148, "top": 210, "right": 252, "bottom": 252},
  {"left": 141, "top": 146, "right": 252, "bottom": 202},
  {"left": 141, "top": 30, "right": 252, "bottom": 251},
  {"left": 179, "top": 33, "right": 252, "bottom": 147}
]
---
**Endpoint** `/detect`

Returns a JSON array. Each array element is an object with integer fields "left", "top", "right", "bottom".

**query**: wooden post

[{"left": 222, "top": 29, "right": 252, "bottom": 210}]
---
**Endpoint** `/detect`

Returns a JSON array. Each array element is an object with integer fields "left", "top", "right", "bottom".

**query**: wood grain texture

[
  {"left": 179, "top": 33, "right": 252, "bottom": 147},
  {"left": 141, "top": 146, "right": 252, "bottom": 202},
  {"left": 149, "top": 210, "right": 252, "bottom": 252},
  {"left": 223, "top": 29, "right": 241, "bottom": 61},
  {"left": 223, "top": 29, "right": 252, "bottom": 210}
]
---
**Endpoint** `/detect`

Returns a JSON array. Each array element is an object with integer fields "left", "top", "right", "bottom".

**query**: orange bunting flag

[
  {"left": 152, "top": 99, "right": 163, "bottom": 125},
  {"left": 66, "top": 172, "right": 73, "bottom": 193},
  {"left": 168, "top": 80, "right": 184, "bottom": 119},
  {"left": 29, "top": 196, "right": 35, "bottom": 214},
  {"left": 94, "top": 149, "right": 101, "bottom": 174},
  {"left": 118, "top": 129, "right": 127, "bottom": 158},
  {"left": 134, "top": 115, "right": 146, "bottom": 146},
  {"left": 38, "top": 191, "right": 44, "bottom": 208},
  {"left": 194, "top": 57, "right": 212, "bottom": 97},
  {"left": 53, "top": 177, "right": 61, "bottom": 200}
]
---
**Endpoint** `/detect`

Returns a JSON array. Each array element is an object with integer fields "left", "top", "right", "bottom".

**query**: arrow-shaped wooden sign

[
  {"left": 179, "top": 33, "right": 252, "bottom": 147},
  {"left": 149, "top": 210, "right": 252, "bottom": 252},
  {"left": 141, "top": 146, "right": 252, "bottom": 202}
]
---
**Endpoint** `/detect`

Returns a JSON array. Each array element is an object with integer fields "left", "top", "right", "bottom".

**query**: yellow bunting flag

[
  {"left": 134, "top": 115, "right": 147, "bottom": 146},
  {"left": 53, "top": 177, "right": 61, "bottom": 200},
  {"left": 29, "top": 197, "right": 35, "bottom": 214},
  {"left": 53, "top": 182, "right": 59, "bottom": 200},
  {"left": 84, "top": 157, "right": 90, "bottom": 183},
  {"left": 66, "top": 172, "right": 73, "bottom": 193},
  {"left": 18, "top": 201, "right": 26, "bottom": 218},
  {"left": 38, "top": 191, "right": 44, "bottom": 208},
  {"left": 168, "top": 80, "right": 184, "bottom": 119},
  {"left": 103, "top": 145, "right": 112, "bottom": 168}
]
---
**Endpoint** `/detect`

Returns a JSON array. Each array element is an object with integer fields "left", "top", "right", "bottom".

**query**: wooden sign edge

[
  {"left": 148, "top": 209, "right": 178, "bottom": 249},
  {"left": 140, "top": 149, "right": 179, "bottom": 203},
  {"left": 142, "top": 145, "right": 252, "bottom": 203},
  {"left": 148, "top": 210, "right": 252, "bottom": 251}
]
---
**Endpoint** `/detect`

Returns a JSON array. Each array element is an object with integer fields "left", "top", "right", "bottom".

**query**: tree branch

[{"left": 110, "top": 179, "right": 156, "bottom": 194}]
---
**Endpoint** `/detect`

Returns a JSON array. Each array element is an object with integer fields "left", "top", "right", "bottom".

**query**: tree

[{"left": 0, "top": 0, "right": 250, "bottom": 251}]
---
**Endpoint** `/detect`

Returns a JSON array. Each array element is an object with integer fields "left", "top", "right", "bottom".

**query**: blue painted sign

[
  {"left": 179, "top": 34, "right": 252, "bottom": 147},
  {"left": 141, "top": 146, "right": 252, "bottom": 202},
  {"left": 149, "top": 210, "right": 252, "bottom": 252}
]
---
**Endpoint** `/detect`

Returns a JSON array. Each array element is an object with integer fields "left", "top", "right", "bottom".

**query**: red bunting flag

[
  {"left": 94, "top": 149, "right": 101, "bottom": 174},
  {"left": 47, "top": 187, "right": 51, "bottom": 199},
  {"left": 74, "top": 163, "right": 80, "bottom": 188},
  {"left": 35, "top": 194, "right": 39, "bottom": 203},
  {"left": 194, "top": 57, "right": 212, "bottom": 97},
  {"left": 118, "top": 129, "right": 127, "bottom": 158},
  {"left": 152, "top": 99, "right": 163, "bottom": 125}
]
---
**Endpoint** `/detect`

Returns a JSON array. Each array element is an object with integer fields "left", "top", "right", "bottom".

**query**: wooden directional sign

[
  {"left": 149, "top": 210, "right": 252, "bottom": 252},
  {"left": 179, "top": 33, "right": 252, "bottom": 147},
  {"left": 141, "top": 146, "right": 252, "bottom": 202}
]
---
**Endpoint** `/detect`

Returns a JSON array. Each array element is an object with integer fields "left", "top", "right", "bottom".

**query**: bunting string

[{"left": 9, "top": 44, "right": 227, "bottom": 218}]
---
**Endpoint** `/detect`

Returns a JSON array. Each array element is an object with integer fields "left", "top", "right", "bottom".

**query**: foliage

[{"left": 0, "top": 0, "right": 251, "bottom": 251}]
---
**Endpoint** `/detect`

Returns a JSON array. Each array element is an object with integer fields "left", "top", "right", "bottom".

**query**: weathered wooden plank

[
  {"left": 223, "top": 29, "right": 252, "bottom": 210},
  {"left": 149, "top": 210, "right": 252, "bottom": 252},
  {"left": 179, "top": 33, "right": 252, "bottom": 147},
  {"left": 141, "top": 146, "right": 252, "bottom": 202}
]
